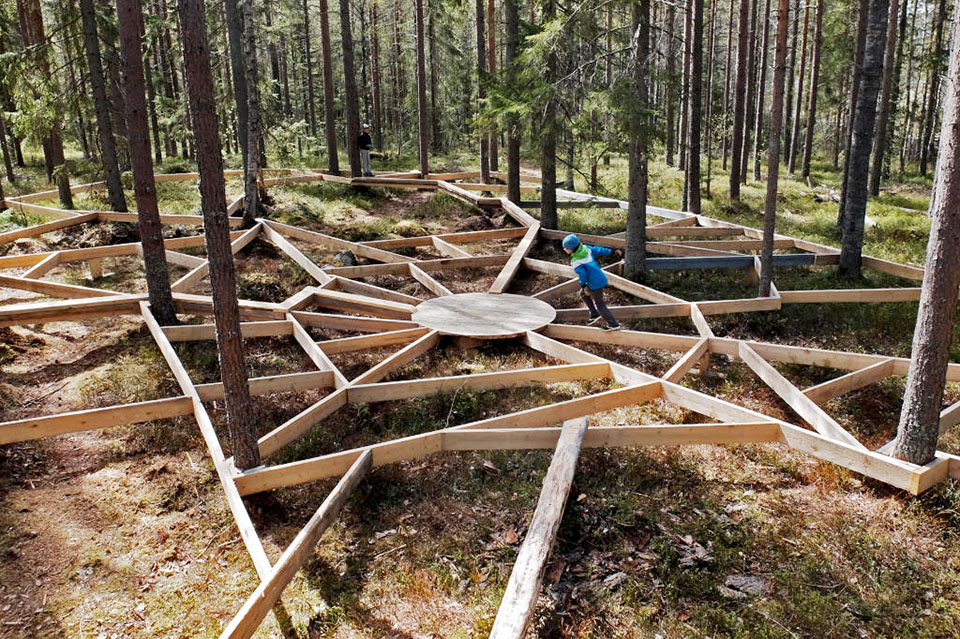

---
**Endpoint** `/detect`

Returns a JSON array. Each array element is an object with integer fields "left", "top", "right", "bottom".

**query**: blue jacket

[{"left": 570, "top": 244, "right": 613, "bottom": 290}]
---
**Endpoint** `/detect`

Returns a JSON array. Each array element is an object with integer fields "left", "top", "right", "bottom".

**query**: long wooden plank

[
  {"left": 606, "top": 272, "right": 687, "bottom": 304},
  {"left": 410, "top": 263, "right": 453, "bottom": 296},
  {"left": 317, "top": 327, "right": 430, "bottom": 354},
  {"left": 862, "top": 255, "right": 925, "bottom": 281},
  {"left": 347, "top": 362, "right": 612, "bottom": 404},
  {"left": 490, "top": 224, "right": 540, "bottom": 294},
  {"left": 236, "top": 382, "right": 661, "bottom": 495},
  {"left": 140, "top": 303, "right": 272, "bottom": 579},
  {"left": 531, "top": 262, "right": 623, "bottom": 302},
  {"left": 361, "top": 227, "right": 527, "bottom": 249},
  {"left": 290, "top": 310, "right": 420, "bottom": 332},
  {"left": 662, "top": 338, "right": 710, "bottom": 382},
  {"left": 312, "top": 288, "right": 416, "bottom": 319},
  {"left": 554, "top": 303, "right": 692, "bottom": 322},
  {"left": 195, "top": 370, "right": 335, "bottom": 402},
  {"left": 488, "top": 418, "right": 588, "bottom": 639},
  {"left": 264, "top": 219, "right": 414, "bottom": 263},
  {"left": 219, "top": 450, "right": 372, "bottom": 639},
  {"left": 162, "top": 320, "right": 294, "bottom": 342},
  {"left": 322, "top": 254, "right": 510, "bottom": 278},
  {"left": 0, "top": 294, "right": 146, "bottom": 327},
  {"left": 738, "top": 342, "right": 867, "bottom": 449},
  {"left": 0, "top": 274, "right": 124, "bottom": 299},
  {"left": 0, "top": 396, "right": 194, "bottom": 445},
  {"left": 0, "top": 212, "right": 98, "bottom": 245},
  {"left": 333, "top": 275, "right": 422, "bottom": 305},
  {"left": 803, "top": 358, "right": 896, "bottom": 404},
  {"left": 289, "top": 314, "right": 349, "bottom": 388},
  {"left": 540, "top": 323, "right": 700, "bottom": 352},
  {"left": 351, "top": 330, "right": 440, "bottom": 384},
  {"left": 261, "top": 221, "right": 333, "bottom": 285},
  {"left": 258, "top": 388, "right": 350, "bottom": 458},
  {"left": 432, "top": 236, "right": 472, "bottom": 258},
  {"left": 778, "top": 288, "right": 922, "bottom": 304},
  {"left": 22, "top": 253, "right": 60, "bottom": 279},
  {"left": 443, "top": 422, "right": 782, "bottom": 451},
  {"left": 521, "top": 330, "right": 658, "bottom": 386}
]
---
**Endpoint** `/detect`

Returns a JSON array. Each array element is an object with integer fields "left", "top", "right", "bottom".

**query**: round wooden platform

[{"left": 412, "top": 293, "right": 557, "bottom": 339}]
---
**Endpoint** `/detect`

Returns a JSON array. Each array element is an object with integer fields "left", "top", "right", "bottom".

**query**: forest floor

[{"left": 1, "top": 153, "right": 959, "bottom": 638}]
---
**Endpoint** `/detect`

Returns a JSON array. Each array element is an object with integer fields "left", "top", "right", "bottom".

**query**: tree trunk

[
  {"left": 739, "top": 0, "right": 758, "bottom": 183},
  {"left": 705, "top": 0, "right": 718, "bottom": 196},
  {"left": 868, "top": 0, "right": 899, "bottom": 195},
  {"left": 625, "top": 0, "right": 650, "bottom": 281},
  {"left": 787, "top": 0, "right": 809, "bottom": 173},
  {"left": 0, "top": 111, "right": 13, "bottom": 183},
  {"left": 428, "top": 0, "right": 442, "bottom": 152},
  {"left": 753, "top": 0, "right": 772, "bottom": 181},
  {"left": 476, "top": 0, "right": 490, "bottom": 182},
  {"left": 687, "top": 0, "right": 703, "bottom": 213},
  {"left": 665, "top": 4, "right": 677, "bottom": 167},
  {"left": 81, "top": 0, "right": 126, "bottom": 211},
  {"left": 224, "top": 0, "right": 249, "bottom": 169},
  {"left": 242, "top": 0, "right": 263, "bottom": 227},
  {"left": 116, "top": 0, "right": 177, "bottom": 325},
  {"left": 488, "top": 0, "right": 498, "bottom": 170},
  {"left": 783, "top": 0, "right": 798, "bottom": 160},
  {"left": 801, "top": 0, "right": 823, "bottom": 179},
  {"left": 371, "top": 1, "right": 384, "bottom": 150},
  {"left": 144, "top": 22, "right": 164, "bottom": 166},
  {"left": 729, "top": 0, "right": 751, "bottom": 199},
  {"left": 838, "top": 0, "right": 889, "bottom": 277},
  {"left": 341, "top": 0, "right": 362, "bottom": 176},
  {"left": 893, "top": 13, "right": 960, "bottom": 465},
  {"left": 883, "top": 0, "right": 907, "bottom": 179},
  {"left": 539, "top": 0, "right": 556, "bottom": 230},
  {"left": 838, "top": 0, "right": 870, "bottom": 225},
  {"left": 176, "top": 0, "right": 260, "bottom": 470},
  {"left": 919, "top": 0, "right": 946, "bottom": 177},
  {"left": 319, "top": 0, "right": 340, "bottom": 174},
  {"left": 679, "top": 0, "right": 692, "bottom": 183},
  {"left": 414, "top": 0, "right": 430, "bottom": 175},
  {"left": 16, "top": 0, "right": 73, "bottom": 208},
  {"left": 505, "top": 0, "right": 521, "bottom": 203},
  {"left": 303, "top": 0, "right": 318, "bottom": 137},
  {"left": 721, "top": 0, "right": 734, "bottom": 170},
  {"left": 759, "top": 0, "right": 790, "bottom": 296},
  {"left": 393, "top": 0, "right": 406, "bottom": 148}
]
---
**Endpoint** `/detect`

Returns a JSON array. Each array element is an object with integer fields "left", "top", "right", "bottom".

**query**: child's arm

[{"left": 588, "top": 244, "right": 614, "bottom": 259}]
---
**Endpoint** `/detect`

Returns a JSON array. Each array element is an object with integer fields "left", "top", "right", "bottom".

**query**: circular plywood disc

[{"left": 412, "top": 293, "right": 557, "bottom": 339}]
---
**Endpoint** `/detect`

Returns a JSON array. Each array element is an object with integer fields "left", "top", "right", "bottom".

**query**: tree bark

[
  {"left": 80, "top": 0, "right": 127, "bottom": 211},
  {"left": 505, "top": 0, "right": 521, "bottom": 203},
  {"left": 414, "top": 0, "right": 430, "bottom": 175},
  {"left": 868, "top": 0, "right": 899, "bottom": 195},
  {"left": 787, "top": 0, "right": 809, "bottom": 173},
  {"left": 919, "top": 0, "right": 947, "bottom": 177},
  {"left": 428, "top": 0, "right": 442, "bottom": 152},
  {"left": 760, "top": 0, "right": 790, "bottom": 296},
  {"left": 476, "top": 0, "right": 490, "bottom": 182},
  {"left": 739, "top": 0, "right": 758, "bottom": 183},
  {"left": 753, "top": 0, "right": 772, "bottom": 181},
  {"left": 177, "top": 0, "right": 260, "bottom": 470},
  {"left": 303, "top": 0, "right": 318, "bottom": 137},
  {"left": 0, "top": 111, "right": 13, "bottom": 183},
  {"left": 116, "top": 0, "right": 177, "bottom": 325},
  {"left": 625, "top": 0, "right": 650, "bottom": 281},
  {"left": 16, "top": 0, "right": 73, "bottom": 208},
  {"left": 539, "top": 0, "right": 556, "bottom": 229},
  {"left": 801, "top": 0, "right": 823, "bottom": 179},
  {"left": 729, "top": 0, "right": 751, "bottom": 199},
  {"left": 893, "top": 13, "right": 960, "bottom": 465},
  {"left": 242, "top": 0, "right": 263, "bottom": 226},
  {"left": 488, "top": 0, "right": 498, "bottom": 170},
  {"left": 341, "top": 0, "right": 363, "bottom": 176},
  {"left": 371, "top": 1, "right": 384, "bottom": 150},
  {"left": 721, "top": 0, "right": 734, "bottom": 170},
  {"left": 838, "top": 0, "right": 889, "bottom": 277},
  {"left": 687, "top": 0, "right": 703, "bottom": 213},
  {"left": 224, "top": 0, "right": 249, "bottom": 169},
  {"left": 783, "top": 0, "right": 798, "bottom": 160},
  {"left": 679, "top": 0, "right": 692, "bottom": 182},
  {"left": 319, "top": 0, "right": 340, "bottom": 174},
  {"left": 705, "top": 0, "right": 718, "bottom": 196},
  {"left": 838, "top": 0, "right": 870, "bottom": 225},
  {"left": 665, "top": 4, "right": 677, "bottom": 167}
]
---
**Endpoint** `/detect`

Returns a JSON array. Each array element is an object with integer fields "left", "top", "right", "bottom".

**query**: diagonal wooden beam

[
  {"left": 662, "top": 338, "right": 710, "bottom": 383},
  {"left": 738, "top": 342, "right": 867, "bottom": 450},
  {"left": 803, "top": 358, "right": 897, "bottom": 405},
  {"left": 410, "top": 263, "right": 453, "bottom": 296},
  {"left": 317, "top": 327, "right": 430, "bottom": 354},
  {"left": 219, "top": 450, "right": 372, "bottom": 639},
  {"left": 288, "top": 313, "right": 349, "bottom": 388},
  {"left": 351, "top": 330, "right": 440, "bottom": 384},
  {"left": 490, "top": 224, "right": 540, "bottom": 294},
  {"left": 488, "top": 418, "right": 588, "bottom": 639}
]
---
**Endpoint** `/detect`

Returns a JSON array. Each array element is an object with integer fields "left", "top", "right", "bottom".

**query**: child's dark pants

[{"left": 579, "top": 286, "right": 620, "bottom": 327}]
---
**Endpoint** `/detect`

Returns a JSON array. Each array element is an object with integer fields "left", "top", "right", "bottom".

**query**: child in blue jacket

[{"left": 562, "top": 234, "right": 621, "bottom": 331}]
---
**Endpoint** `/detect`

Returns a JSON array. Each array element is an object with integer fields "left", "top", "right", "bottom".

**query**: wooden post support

[
  {"left": 488, "top": 418, "right": 588, "bottom": 639},
  {"left": 219, "top": 450, "right": 372, "bottom": 639}
]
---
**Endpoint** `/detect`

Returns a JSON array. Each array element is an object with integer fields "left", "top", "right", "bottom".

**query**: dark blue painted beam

[{"left": 644, "top": 254, "right": 818, "bottom": 270}]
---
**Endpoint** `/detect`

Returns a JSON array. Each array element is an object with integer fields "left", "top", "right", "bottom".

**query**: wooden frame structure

[{"left": 2, "top": 168, "right": 959, "bottom": 638}]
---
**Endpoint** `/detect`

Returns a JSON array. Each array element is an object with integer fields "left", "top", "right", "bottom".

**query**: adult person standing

[{"left": 358, "top": 123, "right": 374, "bottom": 177}]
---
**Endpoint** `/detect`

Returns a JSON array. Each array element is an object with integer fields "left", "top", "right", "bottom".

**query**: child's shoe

[
  {"left": 603, "top": 324, "right": 622, "bottom": 331},
  {"left": 588, "top": 316, "right": 603, "bottom": 326}
]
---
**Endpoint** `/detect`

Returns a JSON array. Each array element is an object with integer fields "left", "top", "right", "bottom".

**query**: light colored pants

[{"left": 360, "top": 149, "right": 372, "bottom": 176}]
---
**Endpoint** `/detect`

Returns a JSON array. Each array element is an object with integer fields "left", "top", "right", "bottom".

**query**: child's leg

[
  {"left": 579, "top": 287, "right": 600, "bottom": 318},
  {"left": 590, "top": 288, "right": 620, "bottom": 327}
]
